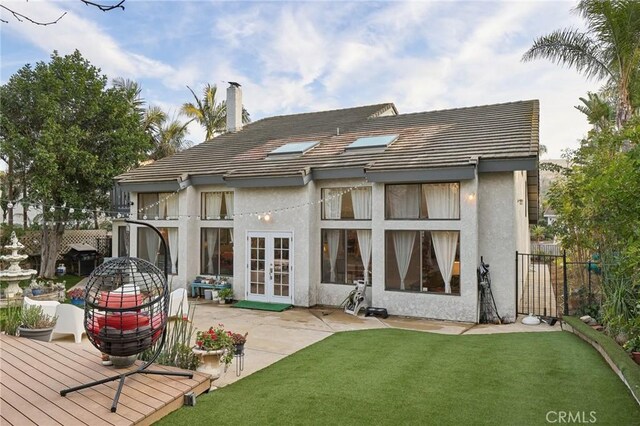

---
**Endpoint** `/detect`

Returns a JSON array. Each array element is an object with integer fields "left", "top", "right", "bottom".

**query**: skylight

[
  {"left": 268, "top": 141, "right": 319, "bottom": 156},
  {"left": 346, "top": 134, "right": 399, "bottom": 150}
]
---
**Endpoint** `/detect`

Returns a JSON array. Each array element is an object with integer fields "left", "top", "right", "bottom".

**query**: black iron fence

[{"left": 516, "top": 250, "right": 603, "bottom": 318}]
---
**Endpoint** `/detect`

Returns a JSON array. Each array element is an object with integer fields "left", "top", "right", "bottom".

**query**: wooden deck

[{"left": 0, "top": 334, "right": 211, "bottom": 425}]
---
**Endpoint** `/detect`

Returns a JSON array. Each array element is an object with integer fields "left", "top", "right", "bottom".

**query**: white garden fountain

[{"left": 0, "top": 232, "right": 37, "bottom": 298}]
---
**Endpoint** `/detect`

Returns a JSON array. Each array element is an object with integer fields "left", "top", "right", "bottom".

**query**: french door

[{"left": 247, "top": 232, "right": 293, "bottom": 304}]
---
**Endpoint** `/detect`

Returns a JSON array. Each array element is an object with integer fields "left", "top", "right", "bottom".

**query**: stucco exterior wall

[{"left": 478, "top": 172, "right": 518, "bottom": 322}]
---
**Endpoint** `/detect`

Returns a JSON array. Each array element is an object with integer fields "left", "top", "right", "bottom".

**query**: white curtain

[
  {"left": 326, "top": 230, "right": 341, "bottom": 282},
  {"left": 423, "top": 183, "right": 459, "bottom": 219},
  {"left": 166, "top": 195, "right": 179, "bottom": 219},
  {"left": 204, "top": 192, "right": 223, "bottom": 219},
  {"left": 388, "top": 185, "right": 420, "bottom": 218},
  {"left": 204, "top": 228, "right": 219, "bottom": 273},
  {"left": 423, "top": 183, "right": 459, "bottom": 293},
  {"left": 351, "top": 188, "right": 372, "bottom": 284},
  {"left": 351, "top": 188, "right": 372, "bottom": 219},
  {"left": 324, "top": 189, "right": 343, "bottom": 219},
  {"left": 144, "top": 228, "right": 160, "bottom": 265},
  {"left": 393, "top": 231, "right": 416, "bottom": 290},
  {"left": 167, "top": 228, "right": 178, "bottom": 275},
  {"left": 224, "top": 192, "right": 234, "bottom": 219},
  {"left": 431, "top": 231, "right": 458, "bottom": 293}
]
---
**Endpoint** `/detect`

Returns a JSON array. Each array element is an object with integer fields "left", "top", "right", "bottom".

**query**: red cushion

[
  {"left": 95, "top": 312, "right": 150, "bottom": 330},
  {"left": 97, "top": 291, "right": 143, "bottom": 309}
]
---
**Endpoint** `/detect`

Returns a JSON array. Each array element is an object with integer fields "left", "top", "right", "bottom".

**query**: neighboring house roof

[{"left": 115, "top": 100, "right": 539, "bottom": 221}]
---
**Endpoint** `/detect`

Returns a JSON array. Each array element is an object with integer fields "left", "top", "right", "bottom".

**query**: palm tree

[
  {"left": 522, "top": 0, "right": 640, "bottom": 127},
  {"left": 181, "top": 84, "right": 251, "bottom": 140},
  {"left": 112, "top": 77, "right": 146, "bottom": 117},
  {"left": 574, "top": 92, "right": 615, "bottom": 131},
  {"left": 149, "top": 115, "right": 192, "bottom": 161}
]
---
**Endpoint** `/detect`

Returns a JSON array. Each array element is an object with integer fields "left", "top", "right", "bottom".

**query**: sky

[{"left": 1, "top": 0, "right": 597, "bottom": 159}]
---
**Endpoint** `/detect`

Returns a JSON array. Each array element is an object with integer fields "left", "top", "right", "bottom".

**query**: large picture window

[
  {"left": 201, "top": 228, "right": 234, "bottom": 276},
  {"left": 137, "top": 193, "right": 179, "bottom": 220},
  {"left": 137, "top": 227, "right": 179, "bottom": 274},
  {"left": 321, "top": 187, "right": 371, "bottom": 220},
  {"left": 201, "top": 192, "right": 234, "bottom": 220},
  {"left": 385, "top": 183, "right": 460, "bottom": 219},
  {"left": 321, "top": 229, "right": 372, "bottom": 285},
  {"left": 385, "top": 230, "right": 460, "bottom": 295}
]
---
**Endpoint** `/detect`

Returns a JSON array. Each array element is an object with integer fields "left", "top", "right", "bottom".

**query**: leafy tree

[
  {"left": 523, "top": 0, "right": 640, "bottom": 127},
  {"left": 0, "top": 50, "right": 150, "bottom": 277},
  {"left": 575, "top": 92, "right": 615, "bottom": 131},
  {"left": 181, "top": 84, "right": 251, "bottom": 140}
]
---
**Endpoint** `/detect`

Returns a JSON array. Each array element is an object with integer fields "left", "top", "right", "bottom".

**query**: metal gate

[{"left": 516, "top": 251, "right": 567, "bottom": 318}]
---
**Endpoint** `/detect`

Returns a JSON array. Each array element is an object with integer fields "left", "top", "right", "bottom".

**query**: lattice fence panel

[{"left": 17, "top": 230, "right": 110, "bottom": 259}]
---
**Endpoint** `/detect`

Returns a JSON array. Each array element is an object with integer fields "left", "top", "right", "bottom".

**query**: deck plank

[
  {"left": 0, "top": 334, "right": 210, "bottom": 426},
  {"left": 1, "top": 344, "right": 133, "bottom": 425}
]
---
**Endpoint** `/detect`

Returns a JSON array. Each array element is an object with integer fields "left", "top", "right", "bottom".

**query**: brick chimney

[{"left": 226, "top": 82, "right": 242, "bottom": 133}]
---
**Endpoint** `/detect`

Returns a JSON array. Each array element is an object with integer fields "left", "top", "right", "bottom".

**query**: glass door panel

[
  {"left": 247, "top": 232, "right": 293, "bottom": 303},
  {"left": 249, "top": 236, "right": 266, "bottom": 296}
]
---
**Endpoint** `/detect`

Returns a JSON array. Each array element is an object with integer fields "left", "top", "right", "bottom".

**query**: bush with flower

[
  {"left": 195, "top": 323, "right": 235, "bottom": 365},
  {"left": 67, "top": 287, "right": 85, "bottom": 300}
]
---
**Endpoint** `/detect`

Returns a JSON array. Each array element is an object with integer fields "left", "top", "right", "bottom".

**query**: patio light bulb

[
  {"left": 264, "top": 213, "right": 271, "bottom": 222},
  {"left": 50, "top": 206, "right": 55, "bottom": 212},
  {"left": 467, "top": 193, "right": 476, "bottom": 201},
  {"left": 82, "top": 208, "right": 87, "bottom": 214},
  {"left": 7, "top": 202, "right": 13, "bottom": 209},
  {"left": 69, "top": 208, "right": 75, "bottom": 214}
]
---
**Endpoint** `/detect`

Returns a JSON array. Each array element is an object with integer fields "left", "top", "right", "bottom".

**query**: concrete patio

[{"left": 52, "top": 300, "right": 562, "bottom": 389}]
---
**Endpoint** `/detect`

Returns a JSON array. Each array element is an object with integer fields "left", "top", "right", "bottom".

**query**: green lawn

[{"left": 158, "top": 329, "right": 640, "bottom": 426}]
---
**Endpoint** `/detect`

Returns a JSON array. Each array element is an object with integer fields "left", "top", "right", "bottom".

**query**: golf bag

[{"left": 477, "top": 257, "right": 502, "bottom": 324}]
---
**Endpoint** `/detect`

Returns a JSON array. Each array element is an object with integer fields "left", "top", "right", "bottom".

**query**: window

[
  {"left": 321, "top": 229, "right": 372, "bottom": 285},
  {"left": 268, "top": 141, "right": 318, "bottom": 156},
  {"left": 201, "top": 228, "right": 234, "bottom": 276},
  {"left": 137, "top": 193, "right": 179, "bottom": 220},
  {"left": 137, "top": 227, "right": 179, "bottom": 274},
  {"left": 346, "top": 134, "right": 398, "bottom": 151},
  {"left": 385, "top": 183, "right": 460, "bottom": 219},
  {"left": 321, "top": 187, "right": 371, "bottom": 220},
  {"left": 117, "top": 226, "right": 129, "bottom": 257},
  {"left": 201, "top": 192, "right": 234, "bottom": 220},
  {"left": 385, "top": 230, "right": 460, "bottom": 295}
]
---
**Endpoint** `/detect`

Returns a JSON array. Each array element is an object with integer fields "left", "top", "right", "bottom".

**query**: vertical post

[
  {"left": 563, "top": 250, "right": 568, "bottom": 316},
  {"left": 588, "top": 260, "right": 592, "bottom": 305},
  {"left": 515, "top": 251, "right": 519, "bottom": 316}
]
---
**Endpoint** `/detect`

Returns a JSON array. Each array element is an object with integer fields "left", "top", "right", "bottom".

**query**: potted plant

[
  {"left": 231, "top": 332, "right": 248, "bottom": 355},
  {"left": 192, "top": 323, "right": 235, "bottom": 378},
  {"left": 18, "top": 305, "right": 57, "bottom": 342},
  {"left": 67, "top": 287, "right": 85, "bottom": 307},
  {"left": 218, "top": 288, "right": 234, "bottom": 304},
  {"left": 29, "top": 280, "right": 43, "bottom": 296},
  {"left": 623, "top": 336, "right": 640, "bottom": 365}
]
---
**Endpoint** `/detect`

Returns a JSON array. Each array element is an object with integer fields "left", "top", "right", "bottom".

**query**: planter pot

[
  {"left": 110, "top": 355, "right": 137, "bottom": 368},
  {"left": 31, "top": 289, "right": 44, "bottom": 296},
  {"left": 193, "top": 348, "right": 225, "bottom": 379},
  {"left": 218, "top": 299, "right": 224, "bottom": 305},
  {"left": 234, "top": 343, "right": 244, "bottom": 355},
  {"left": 71, "top": 298, "right": 85, "bottom": 307},
  {"left": 18, "top": 326, "right": 54, "bottom": 342},
  {"left": 632, "top": 352, "right": 640, "bottom": 365},
  {"left": 224, "top": 297, "right": 234, "bottom": 304}
]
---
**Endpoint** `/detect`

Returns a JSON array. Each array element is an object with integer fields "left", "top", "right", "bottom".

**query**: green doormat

[{"left": 232, "top": 300, "right": 293, "bottom": 312}]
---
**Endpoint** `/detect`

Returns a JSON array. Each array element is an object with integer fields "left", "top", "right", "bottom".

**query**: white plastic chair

[
  {"left": 53, "top": 304, "right": 86, "bottom": 344},
  {"left": 168, "top": 288, "right": 188, "bottom": 318},
  {"left": 23, "top": 296, "right": 60, "bottom": 319}
]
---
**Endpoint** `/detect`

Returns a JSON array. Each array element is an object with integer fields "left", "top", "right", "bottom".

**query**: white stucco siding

[{"left": 478, "top": 172, "right": 518, "bottom": 322}]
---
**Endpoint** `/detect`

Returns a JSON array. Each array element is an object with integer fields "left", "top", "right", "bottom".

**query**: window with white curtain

[
  {"left": 385, "top": 230, "right": 460, "bottom": 295},
  {"left": 385, "top": 183, "right": 460, "bottom": 219},
  {"left": 321, "top": 229, "right": 371, "bottom": 285},
  {"left": 201, "top": 192, "right": 234, "bottom": 220},
  {"left": 137, "top": 227, "right": 178, "bottom": 274},
  {"left": 117, "top": 226, "right": 129, "bottom": 257},
  {"left": 321, "top": 187, "right": 372, "bottom": 220},
  {"left": 200, "top": 228, "right": 234, "bottom": 276},
  {"left": 137, "top": 193, "right": 179, "bottom": 220}
]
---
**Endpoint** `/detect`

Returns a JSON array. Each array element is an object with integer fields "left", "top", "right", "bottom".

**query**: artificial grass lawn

[{"left": 158, "top": 330, "right": 640, "bottom": 426}]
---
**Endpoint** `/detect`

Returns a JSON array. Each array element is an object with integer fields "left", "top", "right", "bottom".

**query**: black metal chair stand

[{"left": 60, "top": 222, "right": 193, "bottom": 413}]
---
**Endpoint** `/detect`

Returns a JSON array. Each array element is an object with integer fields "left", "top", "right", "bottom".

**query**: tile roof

[{"left": 116, "top": 100, "right": 538, "bottom": 184}]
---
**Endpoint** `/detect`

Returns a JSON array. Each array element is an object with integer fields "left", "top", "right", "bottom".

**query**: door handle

[{"left": 269, "top": 264, "right": 273, "bottom": 281}]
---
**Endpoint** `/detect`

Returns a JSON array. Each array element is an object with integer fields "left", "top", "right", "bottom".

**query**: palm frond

[{"left": 522, "top": 28, "right": 612, "bottom": 80}]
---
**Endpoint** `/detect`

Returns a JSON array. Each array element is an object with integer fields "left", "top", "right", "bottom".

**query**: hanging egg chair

[{"left": 84, "top": 257, "right": 167, "bottom": 357}]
